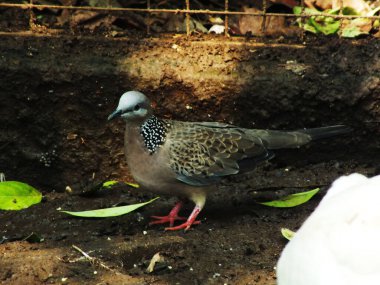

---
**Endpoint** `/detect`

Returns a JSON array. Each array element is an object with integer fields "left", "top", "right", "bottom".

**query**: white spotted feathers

[{"left": 140, "top": 115, "right": 169, "bottom": 154}]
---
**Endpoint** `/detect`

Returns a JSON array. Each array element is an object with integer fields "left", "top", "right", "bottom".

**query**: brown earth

[{"left": 0, "top": 31, "right": 379, "bottom": 285}]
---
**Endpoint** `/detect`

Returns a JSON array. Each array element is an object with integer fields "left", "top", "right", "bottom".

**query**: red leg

[
  {"left": 165, "top": 205, "right": 202, "bottom": 231},
  {"left": 149, "top": 201, "right": 187, "bottom": 227}
]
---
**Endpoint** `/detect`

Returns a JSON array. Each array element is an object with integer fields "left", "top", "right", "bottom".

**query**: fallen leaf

[
  {"left": 281, "top": 228, "right": 296, "bottom": 240},
  {"left": 60, "top": 197, "right": 159, "bottom": 217},
  {"left": 258, "top": 188, "right": 320, "bottom": 208},
  {"left": 146, "top": 252, "right": 163, "bottom": 273},
  {"left": 102, "top": 180, "right": 139, "bottom": 189},
  {"left": 0, "top": 181, "right": 42, "bottom": 210}
]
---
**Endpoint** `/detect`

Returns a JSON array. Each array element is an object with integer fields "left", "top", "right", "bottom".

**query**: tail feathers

[
  {"left": 300, "top": 125, "right": 352, "bottom": 141},
  {"left": 259, "top": 125, "right": 351, "bottom": 150}
]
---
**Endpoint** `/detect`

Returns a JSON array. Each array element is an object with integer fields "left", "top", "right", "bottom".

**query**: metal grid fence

[{"left": 0, "top": 0, "right": 379, "bottom": 37}]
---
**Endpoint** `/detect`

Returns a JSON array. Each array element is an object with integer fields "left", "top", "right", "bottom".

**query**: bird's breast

[{"left": 124, "top": 126, "right": 177, "bottom": 193}]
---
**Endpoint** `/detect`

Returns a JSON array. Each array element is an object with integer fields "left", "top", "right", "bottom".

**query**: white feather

[{"left": 277, "top": 173, "right": 380, "bottom": 285}]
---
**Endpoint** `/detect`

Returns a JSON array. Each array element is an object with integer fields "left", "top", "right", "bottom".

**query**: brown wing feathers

[{"left": 166, "top": 121, "right": 267, "bottom": 185}]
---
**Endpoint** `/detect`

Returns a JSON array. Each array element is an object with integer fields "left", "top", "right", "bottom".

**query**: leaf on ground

[
  {"left": 259, "top": 188, "right": 320, "bottom": 208},
  {"left": 0, "top": 181, "right": 42, "bottom": 210},
  {"left": 146, "top": 252, "right": 164, "bottom": 273},
  {"left": 60, "top": 197, "right": 159, "bottom": 217},
  {"left": 281, "top": 228, "right": 296, "bottom": 240},
  {"left": 102, "top": 180, "right": 139, "bottom": 189},
  {"left": 102, "top": 180, "right": 119, "bottom": 188}
]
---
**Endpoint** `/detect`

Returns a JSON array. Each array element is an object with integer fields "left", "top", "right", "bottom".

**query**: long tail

[
  {"left": 300, "top": 125, "right": 352, "bottom": 141},
  {"left": 253, "top": 125, "right": 351, "bottom": 149}
]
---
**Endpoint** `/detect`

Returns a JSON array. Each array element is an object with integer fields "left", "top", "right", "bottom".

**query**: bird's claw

[
  {"left": 149, "top": 215, "right": 187, "bottom": 227},
  {"left": 164, "top": 220, "right": 201, "bottom": 231}
]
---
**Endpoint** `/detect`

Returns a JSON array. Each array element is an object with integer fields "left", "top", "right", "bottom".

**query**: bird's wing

[{"left": 165, "top": 121, "right": 269, "bottom": 186}]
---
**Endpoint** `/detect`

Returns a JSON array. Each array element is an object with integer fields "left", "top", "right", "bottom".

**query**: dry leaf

[{"left": 146, "top": 252, "right": 163, "bottom": 273}]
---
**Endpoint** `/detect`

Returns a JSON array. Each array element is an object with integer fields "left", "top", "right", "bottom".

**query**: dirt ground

[
  {"left": 1, "top": 160, "right": 375, "bottom": 285},
  {"left": 1, "top": 10, "right": 380, "bottom": 285}
]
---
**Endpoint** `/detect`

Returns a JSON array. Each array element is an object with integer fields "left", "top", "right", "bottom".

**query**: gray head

[{"left": 108, "top": 91, "right": 152, "bottom": 122}]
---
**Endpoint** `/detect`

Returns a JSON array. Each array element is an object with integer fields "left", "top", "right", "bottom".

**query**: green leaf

[
  {"left": 303, "top": 21, "right": 318, "bottom": 33},
  {"left": 124, "top": 181, "right": 139, "bottom": 188},
  {"left": 102, "top": 180, "right": 139, "bottom": 189},
  {"left": 341, "top": 18, "right": 371, "bottom": 38},
  {"left": 327, "top": 8, "right": 341, "bottom": 15},
  {"left": 341, "top": 25, "right": 366, "bottom": 38},
  {"left": 259, "top": 188, "right": 320, "bottom": 208},
  {"left": 60, "top": 197, "right": 159, "bottom": 217},
  {"left": 102, "top": 180, "right": 119, "bottom": 188},
  {"left": 309, "top": 18, "right": 340, "bottom": 35},
  {"left": 281, "top": 228, "right": 295, "bottom": 240},
  {"left": 293, "top": 6, "right": 302, "bottom": 15},
  {"left": 0, "top": 181, "right": 42, "bottom": 210}
]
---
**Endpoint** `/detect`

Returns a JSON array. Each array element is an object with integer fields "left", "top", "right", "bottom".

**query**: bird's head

[{"left": 108, "top": 91, "right": 152, "bottom": 122}]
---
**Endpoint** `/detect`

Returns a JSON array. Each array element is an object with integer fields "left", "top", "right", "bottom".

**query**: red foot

[
  {"left": 149, "top": 201, "right": 186, "bottom": 227},
  {"left": 165, "top": 220, "right": 201, "bottom": 231},
  {"left": 165, "top": 206, "right": 201, "bottom": 232},
  {"left": 150, "top": 215, "right": 187, "bottom": 227}
]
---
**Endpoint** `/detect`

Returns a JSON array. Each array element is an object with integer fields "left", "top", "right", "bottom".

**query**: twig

[{"left": 71, "top": 244, "right": 121, "bottom": 275}]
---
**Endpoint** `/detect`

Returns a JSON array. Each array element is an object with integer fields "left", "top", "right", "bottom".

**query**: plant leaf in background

[
  {"left": 309, "top": 17, "right": 340, "bottom": 35},
  {"left": 258, "top": 188, "right": 320, "bottom": 208},
  {"left": 60, "top": 197, "right": 159, "bottom": 217},
  {"left": 294, "top": 5, "right": 380, "bottom": 38},
  {"left": 293, "top": 7, "right": 340, "bottom": 35},
  {"left": 281, "top": 228, "right": 296, "bottom": 240},
  {"left": 341, "top": 18, "right": 372, "bottom": 37},
  {"left": 0, "top": 181, "right": 42, "bottom": 210}
]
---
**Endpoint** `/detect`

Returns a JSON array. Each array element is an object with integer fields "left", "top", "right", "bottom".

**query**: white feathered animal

[{"left": 277, "top": 173, "right": 380, "bottom": 285}]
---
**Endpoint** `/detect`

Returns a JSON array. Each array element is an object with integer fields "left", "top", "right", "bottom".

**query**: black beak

[{"left": 108, "top": 109, "right": 122, "bottom": 121}]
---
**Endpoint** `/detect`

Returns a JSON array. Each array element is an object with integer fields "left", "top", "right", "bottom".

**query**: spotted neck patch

[{"left": 140, "top": 115, "right": 168, "bottom": 154}]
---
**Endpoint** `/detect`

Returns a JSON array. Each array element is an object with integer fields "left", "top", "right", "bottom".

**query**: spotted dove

[{"left": 108, "top": 91, "right": 350, "bottom": 231}]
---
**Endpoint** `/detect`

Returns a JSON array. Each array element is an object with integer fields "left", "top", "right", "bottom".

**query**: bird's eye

[{"left": 134, "top": 104, "right": 140, "bottom": 111}]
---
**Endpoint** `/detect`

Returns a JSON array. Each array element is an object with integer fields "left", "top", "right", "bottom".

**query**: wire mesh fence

[{"left": 0, "top": 0, "right": 380, "bottom": 38}]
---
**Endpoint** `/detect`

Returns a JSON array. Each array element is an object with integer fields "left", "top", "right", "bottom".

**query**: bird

[
  {"left": 276, "top": 173, "right": 380, "bottom": 285},
  {"left": 108, "top": 90, "right": 350, "bottom": 231}
]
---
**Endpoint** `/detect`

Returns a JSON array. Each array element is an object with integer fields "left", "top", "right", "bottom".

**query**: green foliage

[
  {"left": 293, "top": 6, "right": 380, "bottom": 38},
  {"left": 341, "top": 19, "right": 368, "bottom": 37},
  {"left": 0, "top": 181, "right": 42, "bottom": 210},
  {"left": 294, "top": 7, "right": 340, "bottom": 35},
  {"left": 60, "top": 197, "right": 159, "bottom": 217},
  {"left": 259, "top": 188, "right": 320, "bottom": 208},
  {"left": 102, "top": 180, "right": 119, "bottom": 188}
]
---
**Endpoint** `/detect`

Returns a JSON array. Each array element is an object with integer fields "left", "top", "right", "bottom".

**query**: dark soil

[{"left": 0, "top": 29, "right": 379, "bottom": 284}]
